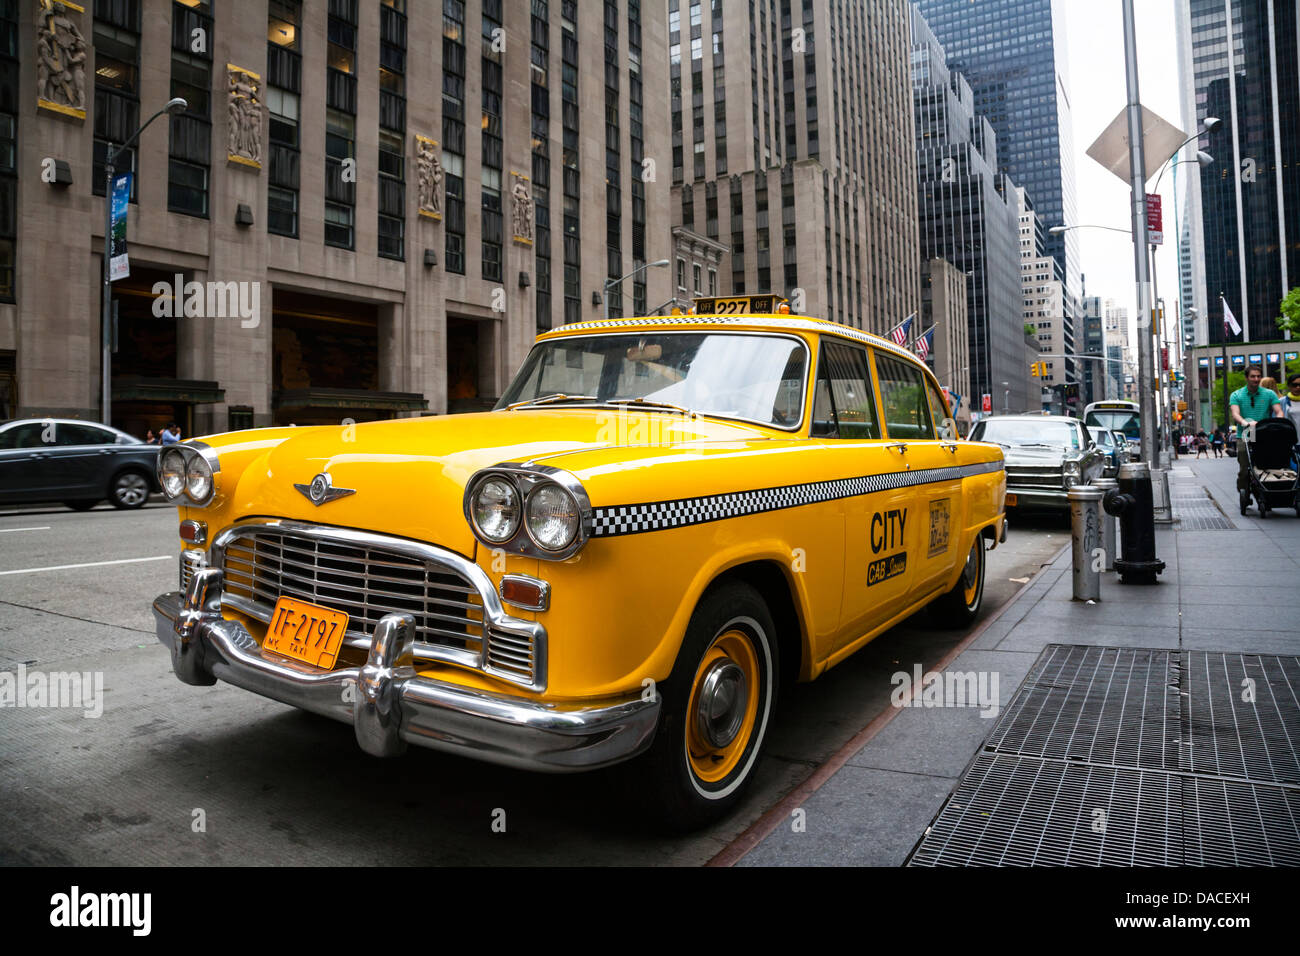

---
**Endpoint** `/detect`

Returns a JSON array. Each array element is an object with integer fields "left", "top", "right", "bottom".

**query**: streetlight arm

[{"left": 107, "top": 98, "right": 188, "bottom": 166}]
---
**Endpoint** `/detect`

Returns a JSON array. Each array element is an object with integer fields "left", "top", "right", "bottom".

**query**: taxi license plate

[
  {"left": 1005, "top": 492, "right": 1018, "bottom": 507},
  {"left": 264, "top": 596, "right": 349, "bottom": 669}
]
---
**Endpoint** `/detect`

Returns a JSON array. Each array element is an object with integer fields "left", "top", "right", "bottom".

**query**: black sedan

[{"left": 0, "top": 419, "right": 161, "bottom": 510}]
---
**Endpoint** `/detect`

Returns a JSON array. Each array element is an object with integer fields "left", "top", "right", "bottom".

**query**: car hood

[
  {"left": 1001, "top": 445, "right": 1072, "bottom": 467},
  {"left": 227, "top": 410, "right": 784, "bottom": 555}
]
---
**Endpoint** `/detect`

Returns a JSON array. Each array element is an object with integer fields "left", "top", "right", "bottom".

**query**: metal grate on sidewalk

[
  {"left": 908, "top": 645, "right": 1300, "bottom": 866},
  {"left": 1171, "top": 488, "right": 1235, "bottom": 530}
]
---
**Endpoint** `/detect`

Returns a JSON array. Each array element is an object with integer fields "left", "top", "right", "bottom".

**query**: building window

[
  {"left": 167, "top": 41, "right": 212, "bottom": 218},
  {"left": 324, "top": 201, "right": 354, "bottom": 248},
  {"left": 267, "top": 2, "right": 301, "bottom": 236},
  {"left": 325, "top": 0, "right": 357, "bottom": 248},
  {"left": 677, "top": 257, "right": 687, "bottom": 291},
  {"left": 92, "top": 20, "right": 141, "bottom": 198}
]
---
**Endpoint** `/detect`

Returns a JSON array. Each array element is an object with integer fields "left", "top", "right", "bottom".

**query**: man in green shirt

[{"left": 1230, "top": 365, "right": 1283, "bottom": 492}]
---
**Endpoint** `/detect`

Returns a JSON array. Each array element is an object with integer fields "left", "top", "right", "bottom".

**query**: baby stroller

[{"left": 1239, "top": 417, "right": 1300, "bottom": 517}]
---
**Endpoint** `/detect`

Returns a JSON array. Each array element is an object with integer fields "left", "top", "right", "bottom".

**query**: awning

[
  {"left": 113, "top": 377, "right": 226, "bottom": 404},
  {"left": 273, "top": 388, "right": 429, "bottom": 412}
]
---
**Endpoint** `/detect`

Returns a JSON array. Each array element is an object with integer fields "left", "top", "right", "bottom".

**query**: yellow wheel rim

[
  {"left": 686, "top": 629, "right": 761, "bottom": 784},
  {"left": 962, "top": 542, "right": 982, "bottom": 607}
]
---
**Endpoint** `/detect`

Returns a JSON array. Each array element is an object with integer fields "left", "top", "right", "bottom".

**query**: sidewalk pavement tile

[
  {"left": 1176, "top": 585, "right": 1300, "bottom": 606},
  {"left": 1178, "top": 602, "right": 1297, "bottom": 632},
  {"left": 1179, "top": 629, "right": 1299, "bottom": 654},
  {"left": 1018, "top": 596, "right": 1182, "bottom": 627},
  {"left": 735, "top": 765, "right": 955, "bottom": 867},
  {"left": 843, "top": 649, "right": 1040, "bottom": 779},
  {"left": 993, "top": 620, "right": 1180, "bottom": 652}
]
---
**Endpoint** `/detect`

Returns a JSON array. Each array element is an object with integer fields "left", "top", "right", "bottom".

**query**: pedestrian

[
  {"left": 1211, "top": 427, "right": 1224, "bottom": 457},
  {"left": 1230, "top": 365, "right": 1283, "bottom": 494},
  {"left": 159, "top": 421, "right": 182, "bottom": 445},
  {"left": 144, "top": 429, "right": 158, "bottom": 445},
  {"left": 1195, "top": 430, "right": 1208, "bottom": 458},
  {"left": 1283, "top": 373, "right": 1300, "bottom": 435}
]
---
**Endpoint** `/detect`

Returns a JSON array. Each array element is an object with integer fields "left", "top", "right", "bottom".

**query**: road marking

[
  {"left": 0, "top": 526, "right": 52, "bottom": 533},
  {"left": 0, "top": 555, "right": 171, "bottom": 576}
]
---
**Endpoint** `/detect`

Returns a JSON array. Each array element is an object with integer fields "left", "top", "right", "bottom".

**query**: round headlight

[
  {"left": 185, "top": 454, "right": 213, "bottom": 503},
  {"left": 526, "top": 483, "right": 579, "bottom": 552},
  {"left": 159, "top": 448, "right": 187, "bottom": 499},
  {"left": 472, "top": 477, "right": 520, "bottom": 543}
]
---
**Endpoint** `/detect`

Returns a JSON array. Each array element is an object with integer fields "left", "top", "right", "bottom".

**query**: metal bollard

[
  {"left": 1069, "top": 484, "right": 1104, "bottom": 602},
  {"left": 1092, "top": 477, "right": 1119, "bottom": 572}
]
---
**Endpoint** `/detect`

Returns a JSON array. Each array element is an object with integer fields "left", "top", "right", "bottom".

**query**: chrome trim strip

[
  {"left": 152, "top": 590, "right": 657, "bottom": 771},
  {"left": 210, "top": 519, "right": 547, "bottom": 692}
]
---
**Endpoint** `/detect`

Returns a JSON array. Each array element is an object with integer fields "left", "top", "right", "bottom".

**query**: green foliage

[
  {"left": 1278, "top": 287, "right": 1300, "bottom": 338},
  {"left": 1210, "top": 356, "right": 1300, "bottom": 426},
  {"left": 1023, "top": 322, "right": 1037, "bottom": 338}
]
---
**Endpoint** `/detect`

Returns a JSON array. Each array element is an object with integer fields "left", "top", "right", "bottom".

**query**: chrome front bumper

[{"left": 152, "top": 569, "right": 660, "bottom": 772}]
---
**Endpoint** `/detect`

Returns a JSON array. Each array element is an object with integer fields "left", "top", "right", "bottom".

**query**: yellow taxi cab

[{"left": 152, "top": 295, "right": 1006, "bottom": 827}]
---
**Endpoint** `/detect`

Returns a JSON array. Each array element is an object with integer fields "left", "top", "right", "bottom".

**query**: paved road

[{"left": 0, "top": 500, "right": 1065, "bottom": 865}]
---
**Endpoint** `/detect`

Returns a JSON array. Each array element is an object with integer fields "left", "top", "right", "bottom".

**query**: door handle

[
  {"left": 884, "top": 442, "right": 908, "bottom": 454},
  {"left": 27, "top": 452, "right": 47, "bottom": 459},
  {"left": 940, "top": 442, "right": 959, "bottom": 453}
]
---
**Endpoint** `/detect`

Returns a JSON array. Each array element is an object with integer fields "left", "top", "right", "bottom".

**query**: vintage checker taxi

[{"left": 152, "top": 296, "right": 1005, "bottom": 827}]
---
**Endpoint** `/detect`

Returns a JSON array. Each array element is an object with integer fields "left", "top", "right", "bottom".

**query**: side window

[
  {"left": 0, "top": 423, "right": 45, "bottom": 448},
  {"left": 876, "top": 355, "right": 935, "bottom": 440},
  {"left": 55, "top": 424, "right": 114, "bottom": 446},
  {"left": 811, "top": 341, "right": 880, "bottom": 439},
  {"left": 924, "top": 380, "right": 957, "bottom": 440}
]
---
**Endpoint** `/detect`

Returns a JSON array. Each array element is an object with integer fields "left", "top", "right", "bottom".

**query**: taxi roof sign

[{"left": 692, "top": 294, "right": 789, "bottom": 315}]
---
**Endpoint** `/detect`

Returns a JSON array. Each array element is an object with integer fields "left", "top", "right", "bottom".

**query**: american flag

[
  {"left": 915, "top": 326, "right": 935, "bottom": 360},
  {"left": 889, "top": 313, "right": 915, "bottom": 346}
]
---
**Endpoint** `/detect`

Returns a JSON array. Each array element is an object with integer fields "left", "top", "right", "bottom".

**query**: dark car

[
  {"left": 0, "top": 419, "right": 160, "bottom": 510},
  {"left": 1092, "top": 427, "right": 1128, "bottom": 478}
]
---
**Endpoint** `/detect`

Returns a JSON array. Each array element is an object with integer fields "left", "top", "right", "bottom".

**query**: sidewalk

[{"left": 731, "top": 455, "right": 1300, "bottom": 865}]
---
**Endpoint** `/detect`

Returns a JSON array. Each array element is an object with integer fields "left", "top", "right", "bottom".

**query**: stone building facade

[
  {"left": 666, "top": 0, "right": 920, "bottom": 332},
  {"left": 4, "top": 0, "right": 671, "bottom": 436}
]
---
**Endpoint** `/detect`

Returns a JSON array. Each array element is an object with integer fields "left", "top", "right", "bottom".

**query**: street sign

[
  {"left": 981, "top": 393, "right": 992, "bottom": 413},
  {"left": 109, "top": 172, "right": 132, "bottom": 282},
  {"left": 1146, "top": 193, "right": 1163, "bottom": 245},
  {"left": 1160, "top": 346, "right": 1169, "bottom": 371}
]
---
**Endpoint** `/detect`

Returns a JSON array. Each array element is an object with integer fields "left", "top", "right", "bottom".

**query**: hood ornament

[{"left": 294, "top": 472, "right": 356, "bottom": 506}]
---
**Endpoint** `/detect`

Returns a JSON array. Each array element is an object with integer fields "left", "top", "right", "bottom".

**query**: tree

[
  {"left": 1278, "top": 286, "right": 1300, "bottom": 338},
  {"left": 1023, "top": 322, "right": 1036, "bottom": 338}
]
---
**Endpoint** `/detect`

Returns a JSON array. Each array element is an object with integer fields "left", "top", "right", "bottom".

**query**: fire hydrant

[{"left": 1101, "top": 461, "right": 1166, "bottom": 585}]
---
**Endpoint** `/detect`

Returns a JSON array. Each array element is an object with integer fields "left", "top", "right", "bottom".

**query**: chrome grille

[
  {"left": 1005, "top": 466, "right": 1063, "bottom": 490},
  {"left": 180, "top": 549, "right": 206, "bottom": 592},
  {"left": 220, "top": 529, "right": 489, "bottom": 664}
]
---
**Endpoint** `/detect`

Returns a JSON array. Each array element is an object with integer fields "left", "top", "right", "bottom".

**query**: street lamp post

[
  {"left": 100, "top": 97, "right": 188, "bottom": 426},
  {"left": 602, "top": 258, "right": 670, "bottom": 321},
  {"left": 1001, "top": 381, "right": 1010, "bottom": 415}
]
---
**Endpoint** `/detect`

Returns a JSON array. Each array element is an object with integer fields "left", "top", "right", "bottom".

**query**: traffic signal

[
  {"left": 1168, "top": 370, "right": 1176, "bottom": 383},
  {"left": 1031, "top": 363, "right": 1039, "bottom": 377},
  {"left": 1029, "top": 361, "right": 1046, "bottom": 377}
]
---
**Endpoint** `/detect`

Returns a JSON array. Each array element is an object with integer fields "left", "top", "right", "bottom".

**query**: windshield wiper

[
  {"left": 603, "top": 397, "right": 697, "bottom": 417},
  {"left": 1014, "top": 442, "right": 1066, "bottom": 449},
  {"left": 504, "top": 393, "right": 599, "bottom": 410}
]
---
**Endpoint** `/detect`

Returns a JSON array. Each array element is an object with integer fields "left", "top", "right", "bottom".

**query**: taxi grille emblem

[{"left": 294, "top": 472, "right": 356, "bottom": 506}]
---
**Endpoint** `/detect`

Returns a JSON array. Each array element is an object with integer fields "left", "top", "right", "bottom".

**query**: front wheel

[
  {"left": 109, "top": 470, "right": 151, "bottom": 509},
  {"left": 928, "top": 537, "right": 986, "bottom": 628},
  {"left": 633, "top": 580, "right": 778, "bottom": 832}
]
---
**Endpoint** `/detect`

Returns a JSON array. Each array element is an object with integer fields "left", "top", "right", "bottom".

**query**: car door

[
  {"left": 45, "top": 423, "right": 120, "bottom": 497},
  {"left": 812, "top": 341, "right": 909, "bottom": 652},
  {"left": 0, "top": 422, "right": 57, "bottom": 501},
  {"left": 873, "top": 353, "right": 964, "bottom": 605}
]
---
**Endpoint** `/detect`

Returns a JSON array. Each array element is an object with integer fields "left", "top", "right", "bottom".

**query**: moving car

[
  {"left": 969, "top": 413, "right": 1104, "bottom": 510},
  {"left": 150, "top": 297, "right": 1007, "bottom": 827},
  {"left": 0, "top": 419, "right": 160, "bottom": 510},
  {"left": 1092, "top": 427, "right": 1128, "bottom": 478}
]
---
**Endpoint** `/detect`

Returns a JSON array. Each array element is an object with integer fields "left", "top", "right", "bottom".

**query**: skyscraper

[
  {"left": 912, "top": 0, "right": 1081, "bottom": 303},
  {"left": 912, "top": 10, "right": 1025, "bottom": 412},
  {"left": 667, "top": 0, "right": 920, "bottom": 333},
  {"left": 1177, "top": 0, "right": 1298, "bottom": 346}
]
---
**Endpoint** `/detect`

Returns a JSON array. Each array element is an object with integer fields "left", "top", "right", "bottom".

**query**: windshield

[
  {"left": 497, "top": 333, "right": 809, "bottom": 428},
  {"left": 1086, "top": 409, "right": 1139, "bottom": 439},
  {"left": 973, "top": 419, "right": 1081, "bottom": 449}
]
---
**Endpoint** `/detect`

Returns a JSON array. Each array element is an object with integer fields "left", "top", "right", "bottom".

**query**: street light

[
  {"left": 100, "top": 96, "right": 188, "bottom": 426},
  {"left": 1001, "top": 381, "right": 1010, "bottom": 415},
  {"left": 602, "top": 258, "right": 670, "bottom": 320}
]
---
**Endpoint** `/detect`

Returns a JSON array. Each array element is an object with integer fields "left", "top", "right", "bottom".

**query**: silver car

[{"left": 969, "top": 414, "right": 1106, "bottom": 509}]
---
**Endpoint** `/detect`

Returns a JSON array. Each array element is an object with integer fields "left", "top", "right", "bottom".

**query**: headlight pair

[
  {"left": 465, "top": 466, "right": 590, "bottom": 559},
  {"left": 158, "top": 443, "right": 220, "bottom": 506}
]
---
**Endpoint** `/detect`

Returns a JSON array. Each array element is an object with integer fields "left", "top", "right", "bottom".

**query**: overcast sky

[{"left": 1063, "top": 0, "right": 1185, "bottom": 347}]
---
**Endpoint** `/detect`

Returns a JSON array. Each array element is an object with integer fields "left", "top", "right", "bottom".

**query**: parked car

[
  {"left": 1092, "top": 427, "right": 1127, "bottom": 478},
  {"left": 968, "top": 413, "right": 1104, "bottom": 510},
  {"left": 0, "top": 419, "right": 160, "bottom": 510},
  {"left": 150, "top": 302, "right": 1007, "bottom": 827}
]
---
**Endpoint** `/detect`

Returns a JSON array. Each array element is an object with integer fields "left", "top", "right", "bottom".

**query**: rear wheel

[
  {"left": 928, "top": 537, "right": 986, "bottom": 628},
  {"left": 1240, "top": 489, "right": 1251, "bottom": 516},
  {"left": 633, "top": 580, "right": 778, "bottom": 832}
]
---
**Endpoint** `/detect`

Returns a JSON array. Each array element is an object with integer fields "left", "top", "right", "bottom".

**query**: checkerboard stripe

[{"left": 591, "top": 459, "right": 1004, "bottom": 537}]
